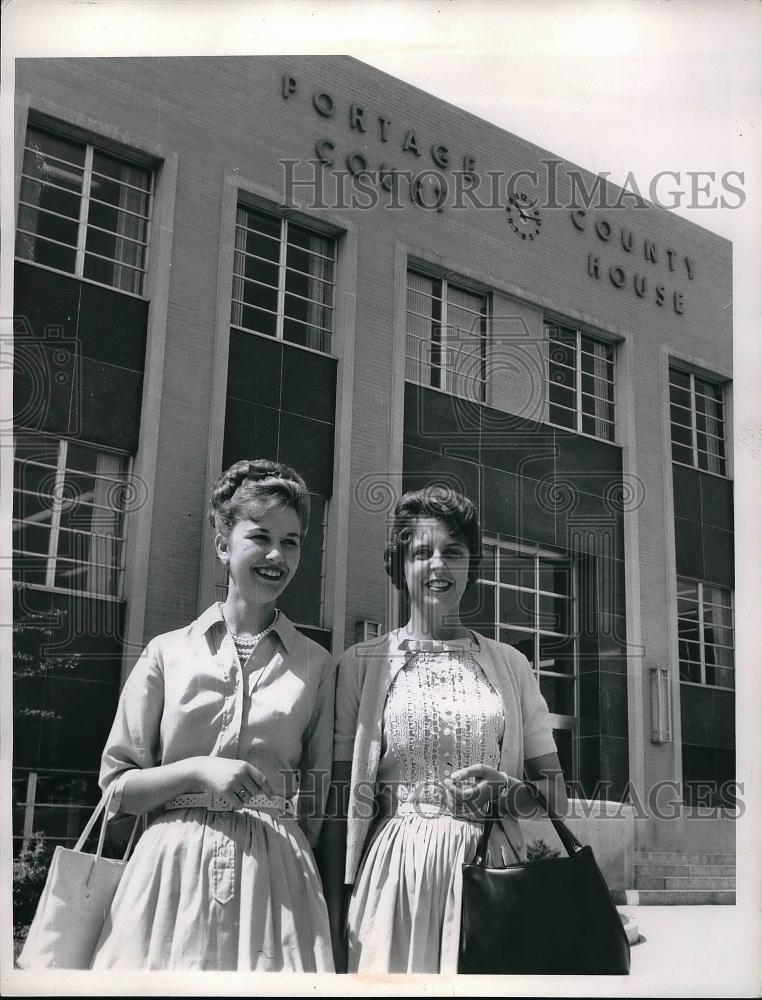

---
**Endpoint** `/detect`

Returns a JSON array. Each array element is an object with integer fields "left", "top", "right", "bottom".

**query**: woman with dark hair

[
  {"left": 320, "top": 485, "right": 567, "bottom": 973},
  {"left": 90, "top": 459, "right": 335, "bottom": 971}
]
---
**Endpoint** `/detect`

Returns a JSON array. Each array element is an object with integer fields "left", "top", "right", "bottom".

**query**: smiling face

[
  {"left": 215, "top": 499, "right": 302, "bottom": 607},
  {"left": 403, "top": 516, "right": 471, "bottom": 619}
]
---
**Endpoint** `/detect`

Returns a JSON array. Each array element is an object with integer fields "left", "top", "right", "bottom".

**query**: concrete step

[
  {"left": 634, "top": 851, "right": 735, "bottom": 865},
  {"left": 616, "top": 908, "right": 640, "bottom": 946},
  {"left": 635, "top": 875, "right": 736, "bottom": 890},
  {"left": 624, "top": 888, "right": 736, "bottom": 906},
  {"left": 634, "top": 863, "right": 736, "bottom": 877}
]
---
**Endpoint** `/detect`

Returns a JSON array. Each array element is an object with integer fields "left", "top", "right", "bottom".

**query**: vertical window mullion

[
  {"left": 697, "top": 581, "right": 706, "bottom": 685},
  {"left": 494, "top": 547, "right": 500, "bottom": 642},
  {"left": 46, "top": 440, "right": 68, "bottom": 588},
  {"left": 689, "top": 373, "right": 700, "bottom": 469},
  {"left": 75, "top": 145, "right": 94, "bottom": 279},
  {"left": 141, "top": 176, "right": 155, "bottom": 293},
  {"left": 435, "top": 279, "right": 446, "bottom": 392},
  {"left": 575, "top": 330, "right": 583, "bottom": 434},
  {"left": 276, "top": 219, "right": 288, "bottom": 341},
  {"left": 534, "top": 555, "right": 540, "bottom": 678},
  {"left": 318, "top": 499, "right": 328, "bottom": 629}
]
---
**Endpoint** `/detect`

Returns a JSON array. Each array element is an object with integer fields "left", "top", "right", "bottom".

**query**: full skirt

[
  {"left": 90, "top": 807, "right": 334, "bottom": 971},
  {"left": 346, "top": 814, "right": 516, "bottom": 974}
]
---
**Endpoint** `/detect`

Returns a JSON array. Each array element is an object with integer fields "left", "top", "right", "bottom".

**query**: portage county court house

[{"left": 11, "top": 55, "right": 736, "bottom": 901}]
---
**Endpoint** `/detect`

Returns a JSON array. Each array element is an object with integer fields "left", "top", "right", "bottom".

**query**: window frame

[
  {"left": 544, "top": 321, "right": 617, "bottom": 443},
  {"left": 676, "top": 576, "right": 735, "bottom": 691},
  {"left": 15, "top": 123, "right": 154, "bottom": 299},
  {"left": 669, "top": 365, "right": 728, "bottom": 477},
  {"left": 12, "top": 433, "right": 131, "bottom": 602},
  {"left": 230, "top": 203, "right": 337, "bottom": 356},
  {"left": 405, "top": 267, "right": 490, "bottom": 403}
]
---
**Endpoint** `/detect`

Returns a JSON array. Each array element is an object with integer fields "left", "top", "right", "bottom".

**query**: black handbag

[{"left": 458, "top": 785, "right": 630, "bottom": 975}]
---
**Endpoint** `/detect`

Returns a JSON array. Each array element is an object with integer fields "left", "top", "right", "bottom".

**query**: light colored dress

[
  {"left": 90, "top": 604, "right": 335, "bottom": 971},
  {"left": 346, "top": 643, "right": 518, "bottom": 974}
]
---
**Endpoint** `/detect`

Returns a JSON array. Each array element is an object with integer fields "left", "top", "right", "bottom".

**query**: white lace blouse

[{"left": 376, "top": 648, "right": 505, "bottom": 809}]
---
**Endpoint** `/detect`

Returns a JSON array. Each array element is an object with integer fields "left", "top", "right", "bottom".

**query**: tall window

[
  {"left": 478, "top": 542, "right": 576, "bottom": 714},
  {"left": 669, "top": 367, "right": 727, "bottom": 476},
  {"left": 677, "top": 578, "right": 734, "bottom": 689},
  {"left": 545, "top": 323, "right": 616, "bottom": 441},
  {"left": 16, "top": 125, "right": 152, "bottom": 296},
  {"left": 12, "top": 434, "right": 130, "bottom": 598},
  {"left": 231, "top": 206, "right": 336, "bottom": 354},
  {"left": 406, "top": 270, "right": 488, "bottom": 402}
]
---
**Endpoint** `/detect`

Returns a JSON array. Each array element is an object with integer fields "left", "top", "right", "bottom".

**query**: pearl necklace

[{"left": 220, "top": 605, "right": 279, "bottom": 645}]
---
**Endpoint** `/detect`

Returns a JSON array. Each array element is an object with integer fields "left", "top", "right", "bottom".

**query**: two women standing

[{"left": 90, "top": 460, "right": 565, "bottom": 973}]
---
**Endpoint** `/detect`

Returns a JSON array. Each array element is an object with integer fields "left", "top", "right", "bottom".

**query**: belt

[
  {"left": 392, "top": 800, "right": 489, "bottom": 821},
  {"left": 164, "top": 791, "right": 295, "bottom": 816}
]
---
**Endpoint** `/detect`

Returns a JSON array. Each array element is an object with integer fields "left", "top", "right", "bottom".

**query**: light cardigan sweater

[{"left": 333, "top": 627, "right": 558, "bottom": 885}]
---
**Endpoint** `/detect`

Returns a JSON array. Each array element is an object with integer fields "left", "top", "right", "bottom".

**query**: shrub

[
  {"left": 526, "top": 837, "right": 561, "bottom": 860},
  {"left": 12, "top": 831, "right": 52, "bottom": 960}
]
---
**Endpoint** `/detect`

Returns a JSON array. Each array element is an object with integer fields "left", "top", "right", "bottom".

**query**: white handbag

[{"left": 17, "top": 784, "right": 141, "bottom": 969}]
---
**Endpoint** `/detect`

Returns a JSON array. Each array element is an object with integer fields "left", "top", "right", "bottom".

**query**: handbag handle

[
  {"left": 74, "top": 782, "right": 142, "bottom": 864},
  {"left": 473, "top": 780, "right": 583, "bottom": 867}
]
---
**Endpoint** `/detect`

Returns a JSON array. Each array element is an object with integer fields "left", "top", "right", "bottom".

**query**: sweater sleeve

[
  {"left": 333, "top": 645, "right": 362, "bottom": 763},
  {"left": 515, "top": 648, "right": 559, "bottom": 761},
  {"left": 297, "top": 645, "right": 337, "bottom": 847}
]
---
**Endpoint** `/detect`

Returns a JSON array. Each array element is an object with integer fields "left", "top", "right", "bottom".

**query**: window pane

[
  {"left": 499, "top": 553, "right": 535, "bottom": 589},
  {"left": 283, "top": 290, "right": 332, "bottom": 330},
  {"left": 538, "top": 593, "right": 570, "bottom": 633},
  {"left": 13, "top": 522, "right": 51, "bottom": 555},
  {"left": 232, "top": 302, "right": 278, "bottom": 338},
  {"left": 12, "top": 489, "right": 55, "bottom": 523},
  {"left": 669, "top": 368, "right": 691, "bottom": 390},
  {"left": 92, "top": 151, "right": 151, "bottom": 190},
  {"left": 670, "top": 403, "right": 693, "bottom": 429},
  {"left": 538, "top": 563, "right": 571, "bottom": 596},
  {"left": 12, "top": 554, "right": 49, "bottom": 587},
  {"left": 549, "top": 381, "right": 576, "bottom": 408},
  {"left": 549, "top": 403, "right": 576, "bottom": 430},
  {"left": 15, "top": 231, "right": 77, "bottom": 272},
  {"left": 582, "top": 412, "right": 614, "bottom": 439},
  {"left": 706, "top": 665, "right": 734, "bottom": 689},
  {"left": 671, "top": 442, "right": 694, "bottom": 465},
  {"left": 235, "top": 250, "right": 279, "bottom": 287},
  {"left": 539, "top": 635, "right": 575, "bottom": 675},
  {"left": 679, "top": 659, "right": 701, "bottom": 683},
  {"left": 677, "top": 616, "right": 700, "bottom": 641},
  {"left": 14, "top": 458, "right": 57, "bottom": 496},
  {"left": 283, "top": 318, "right": 331, "bottom": 353},
  {"left": 549, "top": 362, "right": 576, "bottom": 389},
  {"left": 705, "top": 585, "right": 732, "bottom": 608},
  {"left": 24, "top": 128, "right": 86, "bottom": 178},
  {"left": 238, "top": 278, "right": 279, "bottom": 314},
  {"left": 499, "top": 587, "right": 535, "bottom": 629},
  {"left": 499, "top": 628, "right": 534, "bottom": 663}
]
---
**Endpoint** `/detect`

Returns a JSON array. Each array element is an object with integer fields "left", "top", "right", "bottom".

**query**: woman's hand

[
  {"left": 194, "top": 757, "right": 273, "bottom": 801},
  {"left": 446, "top": 764, "right": 523, "bottom": 814}
]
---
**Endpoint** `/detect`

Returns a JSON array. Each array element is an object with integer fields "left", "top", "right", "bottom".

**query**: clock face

[{"left": 506, "top": 193, "right": 542, "bottom": 240}]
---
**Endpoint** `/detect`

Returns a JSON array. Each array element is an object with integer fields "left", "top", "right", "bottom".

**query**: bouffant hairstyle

[
  {"left": 208, "top": 459, "right": 311, "bottom": 540},
  {"left": 383, "top": 486, "right": 481, "bottom": 591}
]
